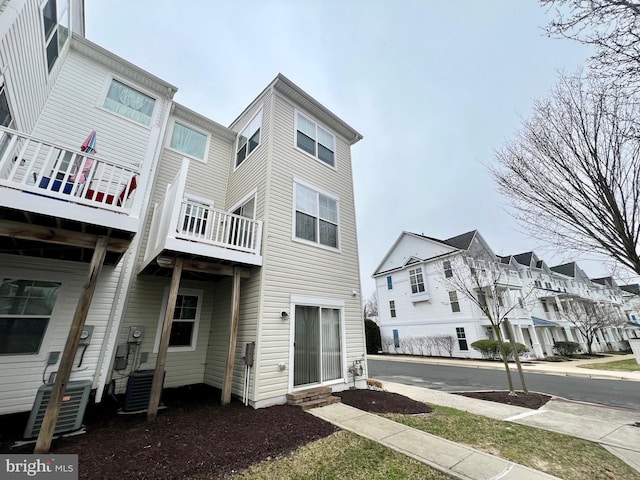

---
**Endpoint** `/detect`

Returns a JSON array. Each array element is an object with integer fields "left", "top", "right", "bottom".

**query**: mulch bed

[
  {"left": 0, "top": 385, "right": 547, "bottom": 479},
  {"left": 335, "top": 389, "right": 431, "bottom": 414},
  {"left": 455, "top": 391, "right": 552, "bottom": 409}
]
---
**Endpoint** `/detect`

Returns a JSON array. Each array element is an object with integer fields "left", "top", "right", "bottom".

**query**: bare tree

[
  {"left": 559, "top": 297, "right": 624, "bottom": 354},
  {"left": 364, "top": 291, "right": 379, "bottom": 319},
  {"left": 381, "top": 336, "right": 395, "bottom": 353},
  {"left": 444, "top": 252, "right": 536, "bottom": 394},
  {"left": 493, "top": 73, "right": 640, "bottom": 276},
  {"left": 434, "top": 335, "right": 456, "bottom": 358},
  {"left": 542, "top": 1, "right": 640, "bottom": 85}
]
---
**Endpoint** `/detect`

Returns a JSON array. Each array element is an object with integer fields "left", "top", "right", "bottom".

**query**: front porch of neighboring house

[{"left": 137, "top": 158, "right": 263, "bottom": 412}]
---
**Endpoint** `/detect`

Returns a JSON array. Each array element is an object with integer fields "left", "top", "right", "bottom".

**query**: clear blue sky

[{"left": 86, "top": 1, "right": 608, "bottom": 298}]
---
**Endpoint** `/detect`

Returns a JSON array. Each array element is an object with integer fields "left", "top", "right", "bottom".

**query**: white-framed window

[
  {"left": 41, "top": 0, "right": 69, "bottom": 72},
  {"left": 295, "top": 111, "right": 336, "bottom": 167},
  {"left": 0, "top": 81, "right": 14, "bottom": 163},
  {"left": 456, "top": 327, "right": 468, "bottom": 350},
  {"left": 0, "top": 82, "right": 12, "bottom": 128},
  {"left": 294, "top": 180, "right": 339, "bottom": 249},
  {"left": 229, "top": 191, "right": 257, "bottom": 248},
  {"left": 409, "top": 267, "right": 425, "bottom": 294},
  {"left": 389, "top": 300, "right": 396, "bottom": 318},
  {"left": 386, "top": 276, "right": 393, "bottom": 290},
  {"left": 235, "top": 109, "right": 262, "bottom": 168},
  {"left": 449, "top": 291, "right": 460, "bottom": 313},
  {"left": 154, "top": 288, "right": 202, "bottom": 352},
  {"left": 0, "top": 278, "right": 61, "bottom": 355},
  {"left": 102, "top": 78, "right": 156, "bottom": 126},
  {"left": 443, "top": 260, "right": 453, "bottom": 278},
  {"left": 168, "top": 119, "right": 209, "bottom": 161}
]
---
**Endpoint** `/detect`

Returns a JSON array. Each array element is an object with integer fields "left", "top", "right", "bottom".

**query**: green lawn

[
  {"left": 230, "top": 430, "right": 453, "bottom": 480},
  {"left": 386, "top": 406, "right": 640, "bottom": 480},
  {"left": 578, "top": 358, "right": 640, "bottom": 372}
]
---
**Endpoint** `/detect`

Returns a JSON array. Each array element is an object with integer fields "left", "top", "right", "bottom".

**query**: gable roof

[
  {"left": 442, "top": 230, "right": 477, "bottom": 250},
  {"left": 230, "top": 73, "right": 363, "bottom": 145},
  {"left": 592, "top": 277, "right": 618, "bottom": 288},
  {"left": 621, "top": 284, "right": 640, "bottom": 295},
  {"left": 372, "top": 231, "right": 459, "bottom": 276},
  {"left": 551, "top": 262, "right": 577, "bottom": 277},
  {"left": 513, "top": 252, "right": 534, "bottom": 267}
]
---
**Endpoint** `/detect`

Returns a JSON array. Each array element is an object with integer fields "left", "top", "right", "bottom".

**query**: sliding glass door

[{"left": 293, "top": 305, "right": 342, "bottom": 387}]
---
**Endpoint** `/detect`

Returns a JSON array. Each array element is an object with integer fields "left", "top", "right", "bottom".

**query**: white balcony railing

[
  {"left": 0, "top": 126, "right": 139, "bottom": 213},
  {"left": 144, "top": 158, "right": 263, "bottom": 266}
]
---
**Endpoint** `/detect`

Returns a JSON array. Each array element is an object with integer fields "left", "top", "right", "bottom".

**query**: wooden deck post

[
  {"left": 34, "top": 236, "right": 108, "bottom": 454},
  {"left": 221, "top": 267, "right": 241, "bottom": 405},
  {"left": 147, "top": 257, "right": 183, "bottom": 421}
]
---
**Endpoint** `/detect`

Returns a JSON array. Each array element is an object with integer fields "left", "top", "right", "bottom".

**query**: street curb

[{"left": 367, "top": 355, "right": 640, "bottom": 382}]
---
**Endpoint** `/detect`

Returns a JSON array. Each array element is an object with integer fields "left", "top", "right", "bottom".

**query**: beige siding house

[{"left": 0, "top": 0, "right": 366, "bottom": 426}]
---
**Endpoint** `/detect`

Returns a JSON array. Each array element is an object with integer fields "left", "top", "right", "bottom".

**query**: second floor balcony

[
  {"left": 0, "top": 127, "right": 145, "bottom": 264},
  {"left": 0, "top": 126, "right": 142, "bottom": 234},
  {"left": 142, "top": 159, "right": 263, "bottom": 271}
]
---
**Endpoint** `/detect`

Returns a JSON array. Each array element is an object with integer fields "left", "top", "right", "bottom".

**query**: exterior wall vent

[
  {"left": 23, "top": 380, "right": 92, "bottom": 439},
  {"left": 123, "top": 369, "right": 162, "bottom": 412}
]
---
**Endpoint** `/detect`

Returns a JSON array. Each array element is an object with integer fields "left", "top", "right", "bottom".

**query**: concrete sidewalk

[
  {"left": 309, "top": 402, "right": 561, "bottom": 480},
  {"left": 381, "top": 381, "right": 640, "bottom": 475},
  {"left": 310, "top": 379, "right": 640, "bottom": 479},
  {"left": 367, "top": 353, "right": 640, "bottom": 381}
]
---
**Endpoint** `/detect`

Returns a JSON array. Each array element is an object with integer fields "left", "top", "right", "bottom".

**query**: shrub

[
  {"left": 501, "top": 341, "right": 528, "bottom": 360},
  {"left": 364, "top": 319, "right": 382, "bottom": 354},
  {"left": 471, "top": 339, "right": 501, "bottom": 360},
  {"left": 471, "top": 339, "right": 528, "bottom": 360},
  {"left": 553, "top": 341, "right": 581, "bottom": 357}
]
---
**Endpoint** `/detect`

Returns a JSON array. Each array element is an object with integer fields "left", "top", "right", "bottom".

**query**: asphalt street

[{"left": 368, "top": 358, "right": 640, "bottom": 410}]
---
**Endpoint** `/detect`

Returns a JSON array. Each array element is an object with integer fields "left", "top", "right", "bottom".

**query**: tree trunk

[{"left": 493, "top": 325, "right": 516, "bottom": 394}]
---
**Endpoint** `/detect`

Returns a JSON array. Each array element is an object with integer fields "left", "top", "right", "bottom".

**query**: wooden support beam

[
  {"left": 147, "top": 258, "right": 184, "bottom": 421},
  {"left": 156, "top": 257, "right": 250, "bottom": 278},
  {"left": 34, "top": 236, "right": 108, "bottom": 454},
  {"left": 0, "top": 219, "right": 130, "bottom": 252},
  {"left": 222, "top": 267, "right": 241, "bottom": 405}
]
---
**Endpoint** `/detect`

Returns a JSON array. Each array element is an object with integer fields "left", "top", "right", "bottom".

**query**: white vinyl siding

[
  {"left": 0, "top": 0, "right": 68, "bottom": 131},
  {"left": 30, "top": 51, "right": 166, "bottom": 173},
  {"left": 0, "top": 256, "right": 124, "bottom": 415},
  {"left": 252, "top": 92, "right": 363, "bottom": 401},
  {"left": 116, "top": 277, "right": 213, "bottom": 392}
]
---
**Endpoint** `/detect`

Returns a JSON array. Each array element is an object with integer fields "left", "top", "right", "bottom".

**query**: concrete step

[
  {"left": 296, "top": 395, "right": 341, "bottom": 411},
  {"left": 286, "top": 386, "right": 333, "bottom": 405}
]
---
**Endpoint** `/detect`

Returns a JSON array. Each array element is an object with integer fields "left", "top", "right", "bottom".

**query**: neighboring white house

[
  {"left": 0, "top": 0, "right": 366, "bottom": 419},
  {"left": 373, "top": 230, "right": 634, "bottom": 359}
]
